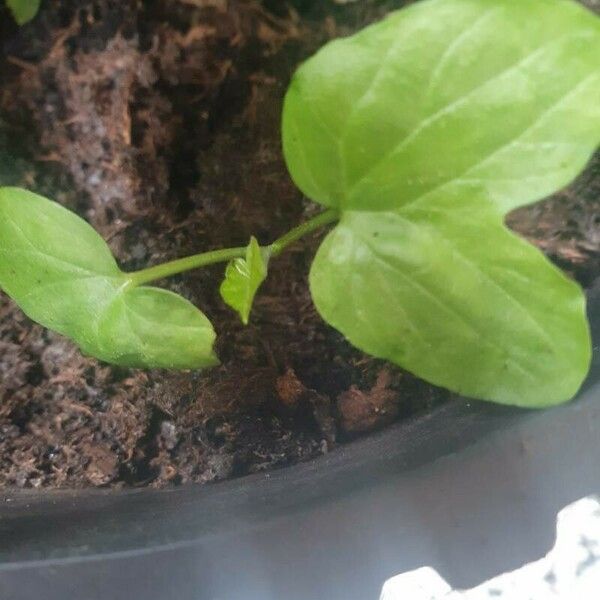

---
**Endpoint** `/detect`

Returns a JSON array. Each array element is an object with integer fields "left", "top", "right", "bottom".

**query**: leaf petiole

[
  {"left": 128, "top": 208, "right": 339, "bottom": 286},
  {"left": 269, "top": 208, "right": 339, "bottom": 256},
  {"left": 128, "top": 246, "right": 248, "bottom": 287}
]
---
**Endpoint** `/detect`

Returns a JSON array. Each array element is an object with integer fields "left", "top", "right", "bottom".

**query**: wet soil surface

[{"left": 0, "top": 0, "right": 598, "bottom": 489}]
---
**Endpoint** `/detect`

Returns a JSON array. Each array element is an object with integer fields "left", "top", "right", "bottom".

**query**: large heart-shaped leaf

[
  {"left": 283, "top": 0, "right": 600, "bottom": 215},
  {"left": 310, "top": 195, "right": 590, "bottom": 406},
  {"left": 0, "top": 188, "right": 218, "bottom": 369},
  {"left": 283, "top": 0, "right": 600, "bottom": 406}
]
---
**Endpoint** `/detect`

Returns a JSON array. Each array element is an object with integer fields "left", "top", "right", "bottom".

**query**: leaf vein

[
  {"left": 356, "top": 227, "right": 537, "bottom": 381},
  {"left": 348, "top": 33, "right": 577, "bottom": 199},
  {"left": 407, "top": 70, "right": 599, "bottom": 211}
]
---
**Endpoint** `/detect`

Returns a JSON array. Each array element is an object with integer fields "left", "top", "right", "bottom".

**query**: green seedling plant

[
  {"left": 5, "top": 0, "right": 40, "bottom": 24},
  {"left": 1, "top": 0, "right": 599, "bottom": 407}
]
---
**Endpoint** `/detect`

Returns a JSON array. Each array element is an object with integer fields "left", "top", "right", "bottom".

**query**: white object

[{"left": 381, "top": 495, "right": 600, "bottom": 599}]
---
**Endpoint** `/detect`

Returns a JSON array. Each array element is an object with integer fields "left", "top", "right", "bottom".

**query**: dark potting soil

[{"left": 0, "top": 0, "right": 598, "bottom": 490}]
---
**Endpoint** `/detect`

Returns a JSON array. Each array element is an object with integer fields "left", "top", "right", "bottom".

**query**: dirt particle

[
  {"left": 160, "top": 420, "right": 179, "bottom": 451},
  {"left": 338, "top": 369, "right": 401, "bottom": 434},
  {"left": 84, "top": 444, "right": 118, "bottom": 486},
  {"left": 276, "top": 368, "right": 305, "bottom": 408}
]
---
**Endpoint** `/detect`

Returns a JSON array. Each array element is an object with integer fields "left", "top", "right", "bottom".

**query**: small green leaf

[
  {"left": 0, "top": 188, "right": 218, "bottom": 369},
  {"left": 6, "top": 0, "right": 41, "bottom": 24},
  {"left": 220, "top": 236, "right": 269, "bottom": 325},
  {"left": 284, "top": 0, "right": 600, "bottom": 406}
]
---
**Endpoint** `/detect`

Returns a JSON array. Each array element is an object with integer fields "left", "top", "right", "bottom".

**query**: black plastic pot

[{"left": 0, "top": 279, "right": 599, "bottom": 600}]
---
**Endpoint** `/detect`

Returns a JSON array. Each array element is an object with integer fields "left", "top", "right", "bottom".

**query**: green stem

[
  {"left": 269, "top": 208, "right": 339, "bottom": 256},
  {"left": 128, "top": 209, "right": 339, "bottom": 286},
  {"left": 129, "top": 247, "right": 247, "bottom": 287}
]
